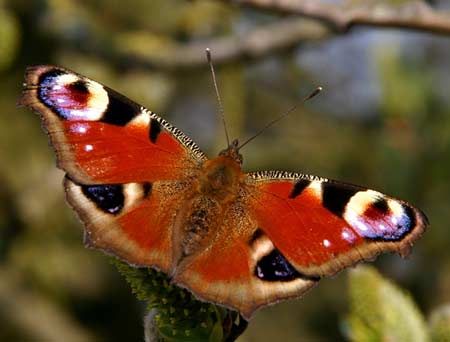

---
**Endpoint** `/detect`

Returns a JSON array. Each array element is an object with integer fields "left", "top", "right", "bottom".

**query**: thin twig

[
  {"left": 107, "top": 18, "right": 329, "bottom": 70},
  {"left": 231, "top": 0, "right": 450, "bottom": 35}
]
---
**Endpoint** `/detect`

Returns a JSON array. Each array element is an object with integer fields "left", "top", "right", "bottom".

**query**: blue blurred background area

[{"left": 0, "top": 1, "right": 449, "bottom": 341}]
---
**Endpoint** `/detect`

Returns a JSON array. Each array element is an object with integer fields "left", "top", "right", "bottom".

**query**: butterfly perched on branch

[{"left": 19, "top": 64, "right": 428, "bottom": 320}]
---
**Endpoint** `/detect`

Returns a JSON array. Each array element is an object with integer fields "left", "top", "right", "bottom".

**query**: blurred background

[{"left": 1, "top": 0, "right": 449, "bottom": 341}]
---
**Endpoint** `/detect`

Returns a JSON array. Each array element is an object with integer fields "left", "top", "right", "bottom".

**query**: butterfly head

[{"left": 219, "top": 139, "right": 243, "bottom": 165}]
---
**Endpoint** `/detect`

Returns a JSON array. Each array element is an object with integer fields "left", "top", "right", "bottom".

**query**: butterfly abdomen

[{"left": 180, "top": 196, "right": 219, "bottom": 257}]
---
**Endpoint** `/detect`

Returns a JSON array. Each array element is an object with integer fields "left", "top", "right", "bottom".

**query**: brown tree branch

[
  {"left": 107, "top": 18, "right": 329, "bottom": 70},
  {"left": 50, "top": 1, "right": 450, "bottom": 70},
  {"left": 231, "top": 0, "right": 450, "bottom": 35}
]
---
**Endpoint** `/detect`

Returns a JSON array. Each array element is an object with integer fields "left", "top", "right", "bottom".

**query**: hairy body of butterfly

[{"left": 19, "top": 65, "right": 428, "bottom": 319}]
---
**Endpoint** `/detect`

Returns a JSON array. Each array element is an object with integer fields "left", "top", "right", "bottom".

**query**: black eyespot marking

[
  {"left": 289, "top": 179, "right": 310, "bottom": 199},
  {"left": 322, "top": 183, "right": 361, "bottom": 218},
  {"left": 373, "top": 197, "right": 389, "bottom": 213},
  {"left": 142, "top": 182, "right": 152, "bottom": 198},
  {"left": 81, "top": 184, "right": 124, "bottom": 215},
  {"left": 69, "top": 80, "right": 89, "bottom": 94},
  {"left": 149, "top": 118, "right": 162, "bottom": 143},
  {"left": 249, "top": 228, "right": 264, "bottom": 244},
  {"left": 256, "top": 249, "right": 319, "bottom": 282},
  {"left": 101, "top": 87, "right": 141, "bottom": 126}
]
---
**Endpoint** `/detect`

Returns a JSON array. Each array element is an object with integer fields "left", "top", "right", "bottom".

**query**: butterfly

[{"left": 19, "top": 65, "right": 428, "bottom": 320}]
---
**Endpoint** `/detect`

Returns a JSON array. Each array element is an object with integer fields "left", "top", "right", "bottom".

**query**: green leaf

[
  {"left": 208, "top": 320, "right": 224, "bottom": 342},
  {"left": 429, "top": 304, "right": 450, "bottom": 342},
  {"left": 346, "top": 266, "right": 429, "bottom": 342},
  {"left": 111, "top": 258, "right": 245, "bottom": 341}
]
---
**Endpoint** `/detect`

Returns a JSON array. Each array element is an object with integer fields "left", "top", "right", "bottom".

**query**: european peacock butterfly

[{"left": 19, "top": 64, "right": 428, "bottom": 319}]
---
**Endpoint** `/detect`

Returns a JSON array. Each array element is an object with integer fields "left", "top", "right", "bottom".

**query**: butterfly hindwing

[
  {"left": 64, "top": 177, "right": 193, "bottom": 271},
  {"left": 246, "top": 171, "right": 428, "bottom": 276},
  {"left": 171, "top": 195, "right": 318, "bottom": 319},
  {"left": 19, "top": 65, "right": 206, "bottom": 184}
]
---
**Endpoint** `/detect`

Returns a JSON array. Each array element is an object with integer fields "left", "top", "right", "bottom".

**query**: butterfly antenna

[
  {"left": 237, "top": 86, "right": 323, "bottom": 151},
  {"left": 206, "top": 48, "right": 230, "bottom": 146}
]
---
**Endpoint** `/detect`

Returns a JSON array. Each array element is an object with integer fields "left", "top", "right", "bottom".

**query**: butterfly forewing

[
  {"left": 19, "top": 65, "right": 206, "bottom": 185},
  {"left": 246, "top": 171, "right": 428, "bottom": 276}
]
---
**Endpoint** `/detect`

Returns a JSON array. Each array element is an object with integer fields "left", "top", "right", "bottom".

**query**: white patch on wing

[
  {"left": 344, "top": 190, "right": 382, "bottom": 216},
  {"left": 251, "top": 234, "right": 275, "bottom": 263},
  {"left": 73, "top": 124, "right": 87, "bottom": 134},
  {"left": 123, "top": 183, "right": 146, "bottom": 207},
  {"left": 129, "top": 111, "right": 151, "bottom": 127},
  {"left": 54, "top": 73, "right": 79, "bottom": 85},
  {"left": 341, "top": 227, "right": 356, "bottom": 244},
  {"left": 388, "top": 199, "right": 404, "bottom": 217},
  {"left": 308, "top": 180, "right": 322, "bottom": 198}
]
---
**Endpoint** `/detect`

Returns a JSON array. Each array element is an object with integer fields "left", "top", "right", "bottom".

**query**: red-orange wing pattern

[
  {"left": 64, "top": 176, "right": 191, "bottom": 271},
  {"left": 19, "top": 65, "right": 207, "bottom": 270},
  {"left": 172, "top": 169, "right": 427, "bottom": 318},
  {"left": 171, "top": 193, "right": 317, "bottom": 319},
  {"left": 19, "top": 65, "right": 429, "bottom": 319},
  {"left": 246, "top": 171, "right": 428, "bottom": 276},
  {"left": 19, "top": 65, "right": 206, "bottom": 184}
]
